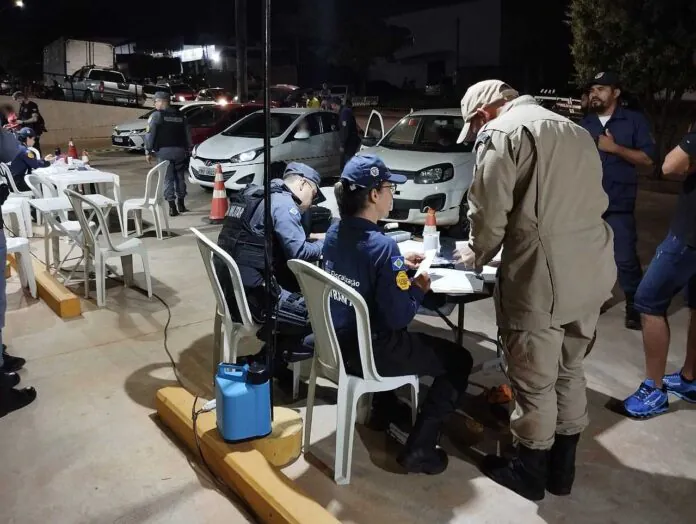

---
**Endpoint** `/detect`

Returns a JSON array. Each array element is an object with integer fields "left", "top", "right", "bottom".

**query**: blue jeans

[{"left": 634, "top": 232, "right": 696, "bottom": 316}]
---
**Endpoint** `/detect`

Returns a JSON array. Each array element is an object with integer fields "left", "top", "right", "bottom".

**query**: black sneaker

[
  {"left": 1, "top": 345, "right": 25, "bottom": 373},
  {"left": 168, "top": 201, "right": 179, "bottom": 217},
  {"left": 177, "top": 198, "right": 188, "bottom": 213},
  {"left": 397, "top": 447, "right": 449, "bottom": 475},
  {"left": 0, "top": 371, "right": 20, "bottom": 389},
  {"left": 0, "top": 387, "right": 37, "bottom": 418}
]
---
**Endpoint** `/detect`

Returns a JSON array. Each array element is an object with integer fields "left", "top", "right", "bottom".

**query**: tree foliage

[{"left": 568, "top": 0, "right": 696, "bottom": 170}]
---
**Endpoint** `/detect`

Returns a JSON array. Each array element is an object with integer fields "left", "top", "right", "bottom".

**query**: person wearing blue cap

[
  {"left": 322, "top": 154, "right": 473, "bottom": 475},
  {"left": 215, "top": 162, "right": 326, "bottom": 382},
  {"left": 8, "top": 127, "right": 52, "bottom": 192},
  {"left": 144, "top": 91, "right": 192, "bottom": 217}
]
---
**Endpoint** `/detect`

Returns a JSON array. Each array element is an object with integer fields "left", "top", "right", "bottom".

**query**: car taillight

[{"left": 98, "top": 82, "right": 105, "bottom": 93}]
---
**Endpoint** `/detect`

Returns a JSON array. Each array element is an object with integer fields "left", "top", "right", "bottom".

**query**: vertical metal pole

[
  {"left": 235, "top": 0, "right": 249, "bottom": 101},
  {"left": 262, "top": 0, "right": 275, "bottom": 420}
]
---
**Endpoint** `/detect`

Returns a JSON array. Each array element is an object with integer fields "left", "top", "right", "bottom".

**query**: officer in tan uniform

[{"left": 455, "top": 80, "right": 616, "bottom": 501}]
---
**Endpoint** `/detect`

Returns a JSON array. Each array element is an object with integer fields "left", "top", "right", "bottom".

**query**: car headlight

[
  {"left": 230, "top": 149, "right": 263, "bottom": 163},
  {"left": 192, "top": 145, "right": 199, "bottom": 158},
  {"left": 178, "top": 95, "right": 186, "bottom": 102},
  {"left": 113, "top": 127, "right": 118, "bottom": 134},
  {"left": 130, "top": 129, "right": 144, "bottom": 135},
  {"left": 414, "top": 163, "right": 454, "bottom": 184}
]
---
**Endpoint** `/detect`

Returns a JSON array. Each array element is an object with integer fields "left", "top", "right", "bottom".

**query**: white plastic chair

[
  {"left": 65, "top": 189, "right": 152, "bottom": 307},
  {"left": 122, "top": 161, "right": 170, "bottom": 239},
  {"left": 0, "top": 162, "right": 33, "bottom": 198},
  {"left": 2, "top": 198, "right": 30, "bottom": 238},
  {"left": 6, "top": 237, "right": 37, "bottom": 298},
  {"left": 26, "top": 173, "right": 93, "bottom": 273},
  {"left": 288, "top": 259, "right": 419, "bottom": 485},
  {"left": 190, "top": 227, "right": 303, "bottom": 399}
]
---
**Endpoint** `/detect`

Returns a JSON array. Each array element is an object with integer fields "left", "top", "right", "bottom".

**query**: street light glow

[{"left": 14, "top": 0, "right": 24, "bottom": 8}]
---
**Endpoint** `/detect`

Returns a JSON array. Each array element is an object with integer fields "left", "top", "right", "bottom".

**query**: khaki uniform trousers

[{"left": 499, "top": 311, "right": 599, "bottom": 450}]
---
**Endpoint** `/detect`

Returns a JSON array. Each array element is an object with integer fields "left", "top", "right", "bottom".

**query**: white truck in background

[
  {"left": 42, "top": 39, "right": 144, "bottom": 106},
  {"left": 43, "top": 38, "right": 114, "bottom": 85}
]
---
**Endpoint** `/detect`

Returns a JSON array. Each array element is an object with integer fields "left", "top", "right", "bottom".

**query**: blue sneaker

[
  {"left": 623, "top": 380, "right": 669, "bottom": 418},
  {"left": 663, "top": 372, "right": 696, "bottom": 403}
]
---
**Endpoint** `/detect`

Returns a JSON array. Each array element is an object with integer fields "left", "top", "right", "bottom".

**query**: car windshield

[
  {"left": 380, "top": 115, "right": 474, "bottom": 153},
  {"left": 222, "top": 112, "right": 296, "bottom": 138}
]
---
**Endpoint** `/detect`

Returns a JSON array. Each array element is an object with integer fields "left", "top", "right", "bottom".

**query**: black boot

[
  {"left": 168, "top": 200, "right": 179, "bottom": 217},
  {"left": 1, "top": 344, "right": 25, "bottom": 373},
  {"left": 397, "top": 416, "right": 448, "bottom": 475},
  {"left": 481, "top": 445, "right": 548, "bottom": 501},
  {"left": 0, "top": 371, "right": 20, "bottom": 389},
  {"left": 177, "top": 197, "right": 188, "bottom": 213},
  {"left": 625, "top": 295, "right": 641, "bottom": 330},
  {"left": 547, "top": 433, "right": 580, "bottom": 496},
  {"left": 0, "top": 387, "right": 37, "bottom": 418}
]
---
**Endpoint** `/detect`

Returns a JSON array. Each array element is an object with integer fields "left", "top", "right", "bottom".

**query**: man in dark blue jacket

[
  {"left": 580, "top": 72, "right": 655, "bottom": 330},
  {"left": 216, "top": 162, "right": 326, "bottom": 370},
  {"left": 338, "top": 97, "right": 361, "bottom": 169}
]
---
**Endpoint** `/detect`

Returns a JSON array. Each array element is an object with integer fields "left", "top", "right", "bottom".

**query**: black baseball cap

[{"left": 586, "top": 71, "right": 621, "bottom": 89}]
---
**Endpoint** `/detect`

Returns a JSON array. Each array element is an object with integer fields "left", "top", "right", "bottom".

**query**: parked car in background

[
  {"left": 196, "top": 87, "right": 235, "bottom": 104},
  {"left": 61, "top": 67, "right": 144, "bottom": 106},
  {"left": 359, "top": 108, "right": 475, "bottom": 237},
  {"left": 189, "top": 107, "right": 342, "bottom": 190},
  {"left": 160, "top": 83, "right": 196, "bottom": 103},
  {"left": 111, "top": 101, "right": 257, "bottom": 151},
  {"left": 141, "top": 84, "right": 171, "bottom": 107}
]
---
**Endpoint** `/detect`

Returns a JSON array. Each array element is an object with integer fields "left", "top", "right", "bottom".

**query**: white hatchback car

[
  {"left": 359, "top": 108, "right": 475, "bottom": 237},
  {"left": 188, "top": 108, "right": 342, "bottom": 191}
]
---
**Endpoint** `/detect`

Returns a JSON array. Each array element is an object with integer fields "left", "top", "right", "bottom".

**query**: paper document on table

[
  {"left": 429, "top": 268, "right": 485, "bottom": 294},
  {"left": 397, "top": 240, "right": 425, "bottom": 255},
  {"left": 413, "top": 249, "right": 437, "bottom": 279}
]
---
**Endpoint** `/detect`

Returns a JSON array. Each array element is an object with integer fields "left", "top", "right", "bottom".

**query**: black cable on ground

[{"left": 105, "top": 274, "right": 259, "bottom": 522}]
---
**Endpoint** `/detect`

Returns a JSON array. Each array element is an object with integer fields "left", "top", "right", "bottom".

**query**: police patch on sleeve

[
  {"left": 289, "top": 207, "right": 299, "bottom": 216},
  {"left": 391, "top": 255, "right": 406, "bottom": 271},
  {"left": 395, "top": 271, "right": 410, "bottom": 291},
  {"left": 27, "top": 151, "right": 35, "bottom": 159}
]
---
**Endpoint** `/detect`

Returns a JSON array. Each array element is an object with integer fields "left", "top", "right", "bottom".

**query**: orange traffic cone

[
  {"left": 67, "top": 139, "right": 78, "bottom": 159},
  {"left": 208, "top": 164, "right": 228, "bottom": 224}
]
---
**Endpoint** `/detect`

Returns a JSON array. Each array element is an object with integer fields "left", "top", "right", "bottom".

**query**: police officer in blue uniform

[
  {"left": 216, "top": 162, "right": 326, "bottom": 370},
  {"left": 338, "top": 97, "right": 361, "bottom": 169},
  {"left": 580, "top": 72, "right": 655, "bottom": 329},
  {"left": 144, "top": 92, "right": 192, "bottom": 217},
  {"left": 324, "top": 155, "right": 473, "bottom": 474},
  {"left": 9, "top": 128, "right": 51, "bottom": 192}
]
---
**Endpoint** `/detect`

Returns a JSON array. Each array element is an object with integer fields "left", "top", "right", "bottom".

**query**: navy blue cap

[
  {"left": 586, "top": 71, "right": 621, "bottom": 89},
  {"left": 284, "top": 162, "right": 326, "bottom": 203},
  {"left": 17, "top": 127, "right": 35, "bottom": 141},
  {"left": 154, "top": 91, "right": 171, "bottom": 101},
  {"left": 340, "top": 154, "right": 406, "bottom": 190}
]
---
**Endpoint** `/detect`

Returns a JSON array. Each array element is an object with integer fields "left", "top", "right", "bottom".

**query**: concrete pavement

[{"left": 0, "top": 151, "right": 694, "bottom": 523}]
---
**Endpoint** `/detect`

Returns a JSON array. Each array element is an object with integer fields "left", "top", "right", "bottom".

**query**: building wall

[
  {"left": 369, "top": 0, "right": 502, "bottom": 88},
  {"left": 0, "top": 95, "right": 146, "bottom": 145}
]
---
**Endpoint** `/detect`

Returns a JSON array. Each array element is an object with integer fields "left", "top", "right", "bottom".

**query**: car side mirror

[
  {"left": 294, "top": 129, "right": 310, "bottom": 140},
  {"left": 361, "top": 136, "right": 378, "bottom": 147}
]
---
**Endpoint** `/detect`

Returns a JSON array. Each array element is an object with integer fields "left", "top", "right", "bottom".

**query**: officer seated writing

[
  {"left": 9, "top": 127, "right": 53, "bottom": 192},
  {"left": 324, "top": 155, "right": 473, "bottom": 475},
  {"left": 216, "top": 162, "right": 325, "bottom": 381}
]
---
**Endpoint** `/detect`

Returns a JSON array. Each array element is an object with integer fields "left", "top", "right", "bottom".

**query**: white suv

[{"left": 359, "top": 108, "right": 475, "bottom": 237}]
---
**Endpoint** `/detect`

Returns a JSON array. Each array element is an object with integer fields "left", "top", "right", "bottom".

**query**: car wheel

[{"left": 447, "top": 196, "right": 470, "bottom": 240}]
